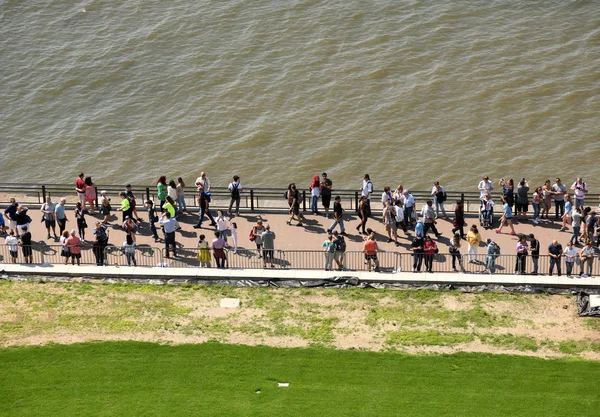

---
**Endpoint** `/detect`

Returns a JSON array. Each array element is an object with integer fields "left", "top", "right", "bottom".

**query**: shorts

[
  {"left": 77, "top": 192, "right": 85, "bottom": 203},
  {"left": 61, "top": 248, "right": 70, "bottom": 258},
  {"left": 515, "top": 202, "right": 528, "bottom": 212},
  {"left": 334, "top": 251, "right": 344, "bottom": 261},
  {"left": 85, "top": 197, "right": 95, "bottom": 204},
  {"left": 321, "top": 194, "right": 331, "bottom": 209},
  {"left": 44, "top": 219, "right": 56, "bottom": 229},
  {"left": 385, "top": 223, "right": 397, "bottom": 232},
  {"left": 262, "top": 249, "right": 274, "bottom": 260},
  {"left": 9, "top": 250, "right": 18, "bottom": 258},
  {"left": 70, "top": 253, "right": 81, "bottom": 259},
  {"left": 17, "top": 223, "right": 30, "bottom": 235},
  {"left": 22, "top": 246, "right": 32, "bottom": 257},
  {"left": 292, "top": 204, "right": 300, "bottom": 215},
  {"left": 9, "top": 220, "right": 17, "bottom": 230},
  {"left": 365, "top": 254, "right": 377, "bottom": 260}
]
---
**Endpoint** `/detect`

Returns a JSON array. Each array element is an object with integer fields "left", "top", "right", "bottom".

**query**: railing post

[
  {"left": 460, "top": 193, "right": 464, "bottom": 204},
  {"left": 355, "top": 191, "right": 359, "bottom": 213},
  {"left": 250, "top": 189, "right": 255, "bottom": 211},
  {"left": 41, "top": 185, "right": 46, "bottom": 203},
  {"left": 302, "top": 191, "right": 306, "bottom": 212},
  {"left": 95, "top": 186, "right": 99, "bottom": 207},
  {"left": 146, "top": 187, "right": 150, "bottom": 202}
]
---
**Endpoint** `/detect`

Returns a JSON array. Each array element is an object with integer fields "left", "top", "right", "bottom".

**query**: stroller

[{"left": 479, "top": 200, "right": 494, "bottom": 229}]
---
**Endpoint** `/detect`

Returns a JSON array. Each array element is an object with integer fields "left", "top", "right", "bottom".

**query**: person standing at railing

[
  {"left": 363, "top": 233, "right": 382, "bottom": 272},
  {"left": 159, "top": 211, "right": 179, "bottom": 259},
  {"left": 60, "top": 230, "right": 70, "bottom": 264},
  {"left": 176, "top": 177, "right": 188, "bottom": 215},
  {"left": 156, "top": 176, "right": 168, "bottom": 212},
  {"left": 54, "top": 198, "right": 68, "bottom": 236},
  {"left": 125, "top": 184, "right": 142, "bottom": 222},
  {"left": 5, "top": 230, "right": 19, "bottom": 263},
  {"left": 251, "top": 220, "right": 266, "bottom": 257},
  {"left": 548, "top": 240, "right": 563, "bottom": 276},
  {"left": 541, "top": 180, "right": 552, "bottom": 221},
  {"left": 66, "top": 230, "right": 81, "bottom": 266},
  {"left": 450, "top": 232, "right": 464, "bottom": 273},
  {"left": 227, "top": 175, "right": 242, "bottom": 217},
  {"left": 41, "top": 196, "right": 58, "bottom": 240},
  {"left": 211, "top": 231, "right": 228, "bottom": 269},
  {"left": 197, "top": 234, "right": 211, "bottom": 267},
  {"left": 320, "top": 173, "right": 332, "bottom": 218},
  {"left": 410, "top": 235, "right": 424, "bottom": 272},
  {"left": 167, "top": 180, "right": 178, "bottom": 206},
  {"left": 564, "top": 241, "right": 578, "bottom": 278},
  {"left": 579, "top": 241, "right": 595, "bottom": 278},
  {"left": 75, "top": 172, "right": 86, "bottom": 206},
  {"left": 19, "top": 225, "right": 33, "bottom": 264},
  {"left": 423, "top": 236, "right": 437, "bottom": 273},
  {"left": 84, "top": 177, "right": 96, "bottom": 214},
  {"left": 392, "top": 184, "right": 404, "bottom": 203},
  {"left": 4, "top": 198, "right": 18, "bottom": 235},
  {"left": 570, "top": 177, "right": 588, "bottom": 209},
  {"left": 322, "top": 234, "right": 336, "bottom": 271},
  {"left": 529, "top": 234, "right": 540, "bottom": 275},
  {"left": 515, "top": 235, "right": 528, "bottom": 275},
  {"left": 327, "top": 195, "right": 345, "bottom": 235},
  {"left": 466, "top": 225, "right": 482, "bottom": 263},
  {"left": 194, "top": 173, "right": 217, "bottom": 229},
  {"left": 92, "top": 222, "right": 109, "bottom": 266},
  {"left": 145, "top": 200, "right": 160, "bottom": 243},
  {"left": 451, "top": 200, "right": 465, "bottom": 239},
  {"left": 485, "top": 239, "right": 499, "bottom": 275},
  {"left": 261, "top": 225, "right": 276, "bottom": 268},
  {"left": 332, "top": 230, "right": 346, "bottom": 271},
  {"left": 559, "top": 194, "right": 573, "bottom": 232},
  {"left": 431, "top": 181, "right": 447, "bottom": 219},
  {"left": 310, "top": 175, "right": 321, "bottom": 215},
  {"left": 121, "top": 234, "right": 136, "bottom": 267}
]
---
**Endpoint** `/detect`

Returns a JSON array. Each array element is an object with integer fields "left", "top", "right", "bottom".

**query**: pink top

[{"left": 66, "top": 236, "right": 81, "bottom": 254}]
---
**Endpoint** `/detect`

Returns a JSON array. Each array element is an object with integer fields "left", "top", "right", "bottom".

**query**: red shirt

[
  {"left": 76, "top": 178, "right": 86, "bottom": 193},
  {"left": 424, "top": 240, "right": 437, "bottom": 255},
  {"left": 364, "top": 240, "right": 377, "bottom": 256},
  {"left": 66, "top": 236, "right": 81, "bottom": 254}
]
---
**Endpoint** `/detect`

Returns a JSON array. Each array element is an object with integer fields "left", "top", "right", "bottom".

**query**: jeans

[
  {"left": 516, "top": 253, "right": 527, "bottom": 274},
  {"left": 570, "top": 226, "right": 580, "bottom": 244},
  {"left": 58, "top": 218, "right": 67, "bottom": 235},
  {"left": 196, "top": 204, "right": 216, "bottom": 226},
  {"left": 451, "top": 251, "right": 462, "bottom": 270},
  {"left": 228, "top": 197, "right": 240, "bottom": 215},
  {"left": 164, "top": 232, "right": 176, "bottom": 257},
  {"left": 126, "top": 252, "right": 137, "bottom": 266},
  {"left": 549, "top": 257, "right": 561, "bottom": 275},
  {"left": 329, "top": 217, "right": 345, "bottom": 233},
  {"left": 423, "top": 222, "right": 440, "bottom": 236},
  {"left": 575, "top": 198, "right": 584, "bottom": 209},
  {"left": 554, "top": 200, "right": 565, "bottom": 219},
  {"left": 404, "top": 206, "right": 413, "bottom": 225},
  {"left": 581, "top": 258, "right": 593, "bottom": 276},
  {"left": 532, "top": 203, "right": 540, "bottom": 221},
  {"left": 424, "top": 254, "right": 434, "bottom": 272},
  {"left": 324, "top": 252, "right": 334, "bottom": 270},
  {"left": 413, "top": 253, "right": 423, "bottom": 271},
  {"left": 176, "top": 195, "right": 187, "bottom": 213},
  {"left": 311, "top": 195, "right": 319, "bottom": 214},
  {"left": 566, "top": 261, "right": 575, "bottom": 276},
  {"left": 486, "top": 256, "right": 496, "bottom": 274},
  {"left": 434, "top": 199, "right": 446, "bottom": 217},
  {"left": 531, "top": 256, "right": 539, "bottom": 274}
]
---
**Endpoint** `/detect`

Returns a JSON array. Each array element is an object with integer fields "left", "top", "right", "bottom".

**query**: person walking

[
  {"left": 570, "top": 206, "right": 583, "bottom": 246},
  {"left": 327, "top": 196, "right": 345, "bottom": 235},
  {"left": 394, "top": 199, "right": 407, "bottom": 237},
  {"left": 356, "top": 196, "right": 369, "bottom": 235},
  {"left": 320, "top": 173, "right": 333, "bottom": 218},
  {"left": 286, "top": 184, "right": 305, "bottom": 227},
  {"left": 466, "top": 225, "right": 482, "bottom": 263},
  {"left": 41, "top": 196, "right": 58, "bottom": 240},
  {"left": 515, "top": 236, "right": 528, "bottom": 275},
  {"left": 215, "top": 211, "right": 229, "bottom": 243},
  {"left": 176, "top": 177, "right": 187, "bottom": 215},
  {"left": 261, "top": 225, "right": 276, "bottom": 268},
  {"left": 495, "top": 196, "right": 516, "bottom": 235},
  {"left": 156, "top": 176, "right": 168, "bottom": 212},
  {"left": 564, "top": 241, "right": 578, "bottom": 277},
  {"left": 332, "top": 230, "right": 346, "bottom": 271},
  {"left": 66, "top": 230, "right": 82, "bottom": 266},
  {"left": 451, "top": 200, "right": 465, "bottom": 239},
  {"left": 99, "top": 191, "right": 112, "bottom": 224},
  {"left": 322, "top": 234, "right": 336, "bottom": 271},
  {"left": 159, "top": 212, "right": 179, "bottom": 259},
  {"left": 431, "top": 181, "right": 447, "bottom": 218},
  {"left": 450, "top": 232, "right": 464, "bottom": 272},
  {"left": 548, "top": 240, "right": 563, "bottom": 276},
  {"left": 119, "top": 191, "right": 132, "bottom": 222},
  {"left": 361, "top": 174, "right": 374, "bottom": 217},
  {"left": 124, "top": 184, "right": 142, "bottom": 222},
  {"left": 227, "top": 175, "right": 242, "bottom": 217},
  {"left": 75, "top": 202, "right": 88, "bottom": 241},
  {"left": 383, "top": 201, "right": 398, "bottom": 244},
  {"left": 163, "top": 196, "right": 177, "bottom": 220},
  {"left": 402, "top": 190, "right": 416, "bottom": 227},
  {"left": 145, "top": 200, "right": 160, "bottom": 242},
  {"left": 122, "top": 216, "right": 138, "bottom": 243},
  {"left": 559, "top": 194, "right": 573, "bottom": 232},
  {"left": 421, "top": 200, "right": 441, "bottom": 238},
  {"left": 310, "top": 175, "right": 321, "bottom": 215},
  {"left": 193, "top": 185, "right": 216, "bottom": 229},
  {"left": 4, "top": 198, "right": 18, "bottom": 235}
]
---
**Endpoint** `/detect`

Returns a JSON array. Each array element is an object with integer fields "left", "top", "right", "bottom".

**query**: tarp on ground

[{"left": 577, "top": 292, "right": 600, "bottom": 317}]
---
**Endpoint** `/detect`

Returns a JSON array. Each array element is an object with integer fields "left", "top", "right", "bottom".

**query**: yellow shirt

[
  {"left": 121, "top": 198, "right": 130, "bottom": 212},
  {"left": 163, "top": 202, "right": 176, "bottom": 218},
  {"left": 466, "top": 231, "right": 481, "bottom": 247}
]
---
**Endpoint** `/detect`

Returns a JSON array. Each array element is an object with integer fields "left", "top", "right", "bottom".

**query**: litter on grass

[{"left": 278, "top": 383, "right": 289, "bottom": 387}]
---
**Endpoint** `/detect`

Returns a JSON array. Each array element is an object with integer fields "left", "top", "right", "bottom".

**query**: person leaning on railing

[{"left": 92, "top": 221, "right": 109, "bottom": 266}]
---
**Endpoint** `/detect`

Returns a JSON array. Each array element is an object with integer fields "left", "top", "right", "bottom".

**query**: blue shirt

[
  {"left": 55, "top": 204, "right": 66, "bottom": 220},
  {"left": 565, "top": 201, "right": 572, "bottom": 214},
  {"left": 415, "top": 221, "right": 424, "bottom": 238},
  {"left": 504, "top": 203, "right": 512, "bottom": 218},
  {"left": 159, "top": 217, "right": 179, "bottom": 233}
]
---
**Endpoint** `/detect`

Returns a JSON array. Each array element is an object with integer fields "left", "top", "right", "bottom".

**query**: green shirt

[{"left": 157, "top": 183, "right": 168, "bottom": 200}]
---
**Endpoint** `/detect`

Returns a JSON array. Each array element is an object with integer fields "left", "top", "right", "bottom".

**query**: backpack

[
  {"left": 231, "top": 183, "right": 240, "bottom": 199},
  {"left": 438, "top": 190, "right": 446, "bottom": 202},
  {"left": 493, "top": 243, "right": 501, "bottom": 255},
  {"left": 284, "top": 190, "right": 289, "bottom": 200},
  {"left": 335, "top": 236, "right": 346, "bottom": 252}
]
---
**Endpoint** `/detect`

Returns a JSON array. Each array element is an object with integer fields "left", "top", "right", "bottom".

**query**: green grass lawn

[{"left": 1, "top": 342, "right": 599, "bottom": 417}]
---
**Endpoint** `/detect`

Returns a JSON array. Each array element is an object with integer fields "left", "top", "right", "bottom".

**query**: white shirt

[
  {"left": 167, "top": 186, "right": 177, "bottom": 201},
  {"left": 394, "top": 205, "right": 404, "bottom": 222},
  {"left": 228, "top": 181, "right": 243, "bottom": 193},
  {"left": 381, "top": 191, "right": 392, "bottom": 205},
  {"left": 431, "top": 185, "right": 444, "bottom": 197},
  {"left": 5, "top": 236, "right": 18, "bottom": 251},
  {"left": 571, "top": 181, "right": 587, "bottom": 199},
  {"left": 361, "top": 180, "right": 373, "bottom": 199},
  {"left": 195, "top": 177, "right": 211, "bottom": 192},
  {"left": 564, "top": 247, "right": 579, "bottom": 260},
  {"left": 216, "top": 216, "right": 229, "bottom": 232},
  {"left": 478, "top": 180, "right": 493, "bottom": 198},
  {"left": 311, "top": 186, "right": 321, "bottom": 197},
  {"left": 402, "top": 194, "right": 415, "bottom": 208}
]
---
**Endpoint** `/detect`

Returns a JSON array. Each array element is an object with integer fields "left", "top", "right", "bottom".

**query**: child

[
  {"left": 121, "top": 234, "right": 137, "bottom": 266},
  {"left": 215, "top": 210, "right": 229, "bottom": 243},
  {"left": 5, "top": 230, "right": 19, "bottom": 263},
  {"left": 145, "top": 200, "right": 160, "bottom": 242},
  {"left": 197, "top": 234, "right": 211, "bottom": 267},
  {"left": 230, "top": 221, "right": 238, "bottom": 254}
]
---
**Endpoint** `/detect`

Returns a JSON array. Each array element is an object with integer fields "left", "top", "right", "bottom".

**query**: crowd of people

[{"left": 1, "top": 172, "right": 599, "bottom": 276}]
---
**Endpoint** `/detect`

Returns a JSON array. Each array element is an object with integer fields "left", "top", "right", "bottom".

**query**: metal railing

[
  {"left": 1, "top": 243, "right": 598, "bottom": 276},
  {"left": 5, "top": 182, "right": 589, "bottom": 215}
]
